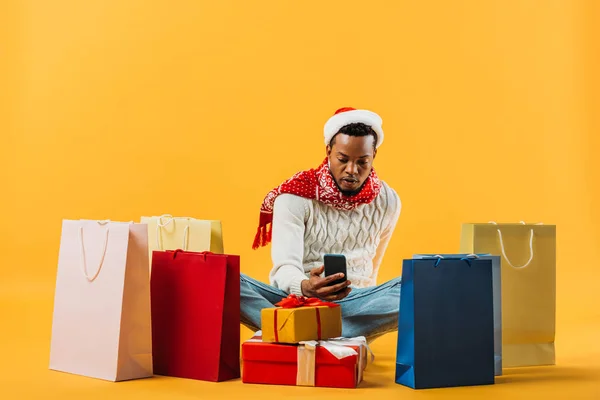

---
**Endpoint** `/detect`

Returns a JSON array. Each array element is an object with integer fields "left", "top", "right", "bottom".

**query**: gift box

[
  {"left": 242, "top": 334, "right": 370, "bottom": 388},
  {"left": 261, "top": 294, "right": 342, "bottom": 343}
]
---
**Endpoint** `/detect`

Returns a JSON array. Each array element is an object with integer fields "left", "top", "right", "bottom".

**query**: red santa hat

[{"left": 324, "top": 107, "right": 384, "bottom": 148}]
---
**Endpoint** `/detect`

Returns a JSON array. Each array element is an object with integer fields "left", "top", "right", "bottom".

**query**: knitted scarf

[{"left": 252, "top": 157, "right": 381, "bottom": 249}]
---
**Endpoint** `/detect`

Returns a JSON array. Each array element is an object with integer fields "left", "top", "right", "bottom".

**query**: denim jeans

[{"left": 240, "top": 273, "right": 401, "bottom": 343}]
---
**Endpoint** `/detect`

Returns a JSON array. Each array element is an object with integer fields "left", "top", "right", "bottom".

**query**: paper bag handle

[
  {"left": 488, "top": 221, "right": 542, "bottom": 269},
  {"left": 171, "top": 250, "right": 214, "bottom": 260},
  {"left": 156, "top": 214, "right": 190, "bottom": 251},
  {"left": 430, "top": 254, "right": 479, "bottom": 267},
  {"left": 78, "top": 221, "right": 110, "bottom": 282}
]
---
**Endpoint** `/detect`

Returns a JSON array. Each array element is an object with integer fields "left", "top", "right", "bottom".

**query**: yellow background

[{"left": 1, "top": 0, "right": 599, "bottom": 398}]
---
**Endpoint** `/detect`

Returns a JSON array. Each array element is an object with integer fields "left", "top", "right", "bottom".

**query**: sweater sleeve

[
  {"left": 268, "top": 194, "right": 309, "bottom": 296},
  {"left": 370, "top": 187, "right": 401, "bottom": 283}
]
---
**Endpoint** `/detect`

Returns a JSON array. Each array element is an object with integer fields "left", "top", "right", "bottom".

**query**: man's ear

[
  {"left": 326, "top": 145, "right": 332, "bottom": 157},
  {"left": 373, "top": 148, "right": 377, "bottom": 159}
]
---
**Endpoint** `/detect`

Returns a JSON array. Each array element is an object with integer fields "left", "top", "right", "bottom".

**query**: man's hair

[{"left": 329, "top": 123, "right": 378, "bottom": 149}]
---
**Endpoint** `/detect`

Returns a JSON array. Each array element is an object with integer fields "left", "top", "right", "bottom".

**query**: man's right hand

[{"left": 300, "top": 266, "right": 351, "bottom": 301}]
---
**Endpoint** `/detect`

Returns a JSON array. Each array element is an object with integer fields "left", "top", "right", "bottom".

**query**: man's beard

[
  {"left": 327, "top": 164, "right": 366, "bottom": 196},
  {"left": 334, "top": 178, "right": 365, "bottom": 197}
]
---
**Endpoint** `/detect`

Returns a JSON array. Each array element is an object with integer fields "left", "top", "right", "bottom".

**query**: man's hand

[{"left": 300, "top": 266, "right": 351, "bottom": 301}]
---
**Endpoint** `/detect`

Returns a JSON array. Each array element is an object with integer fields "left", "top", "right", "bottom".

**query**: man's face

[{"left": 327, "top": 133, "right": 377, "bottom": 195}]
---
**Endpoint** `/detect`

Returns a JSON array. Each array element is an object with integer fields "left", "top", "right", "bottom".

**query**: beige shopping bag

[
  {"left": 49, "top": 220, "right": 153, "bottom": 381},
  {"left": 460, "top": 222, "right": 556, "bottom": 367},
  {"left": 141, "top": 215, "right": 224, "bottom": 262}
]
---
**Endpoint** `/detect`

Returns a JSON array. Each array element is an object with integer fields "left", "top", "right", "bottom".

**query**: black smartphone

[{"left": 324, "top": 254, "right": 347, "bottom": 287}]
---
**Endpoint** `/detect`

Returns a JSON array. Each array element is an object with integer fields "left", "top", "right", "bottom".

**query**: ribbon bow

[{"left": 275, "top": 294, "right": 339, "bottom": 308}]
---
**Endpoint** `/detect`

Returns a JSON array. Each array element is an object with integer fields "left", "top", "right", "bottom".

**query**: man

[{"left": 241, "top": 107, "right": 401, "bottom": 342}]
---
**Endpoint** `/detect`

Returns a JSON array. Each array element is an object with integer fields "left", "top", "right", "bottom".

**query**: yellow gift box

[{"left": 261, "top": 296, "right": 342, "bottom": 344}]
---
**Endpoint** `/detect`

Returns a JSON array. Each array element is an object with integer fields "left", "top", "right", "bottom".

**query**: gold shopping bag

[{"left": 460, "top": 222, "right": 556, "bottom": 367}]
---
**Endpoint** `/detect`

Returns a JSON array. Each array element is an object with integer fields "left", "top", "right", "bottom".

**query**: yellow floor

[{"left": 2, "top": 283, "right": 599, "bottom": 400}]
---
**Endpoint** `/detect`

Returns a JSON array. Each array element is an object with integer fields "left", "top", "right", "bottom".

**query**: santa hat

[{"left": 324, "top": 107, "right": 384, "bottom": 148}]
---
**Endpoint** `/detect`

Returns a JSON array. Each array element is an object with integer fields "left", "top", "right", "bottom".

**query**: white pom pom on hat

[{"left": 324, "top": 107, "right": 384, "bottom": 148}]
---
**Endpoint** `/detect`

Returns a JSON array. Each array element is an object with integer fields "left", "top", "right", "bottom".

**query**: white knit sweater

[{"left": 268, "top": 181, "right": 401, "bottom": 296}]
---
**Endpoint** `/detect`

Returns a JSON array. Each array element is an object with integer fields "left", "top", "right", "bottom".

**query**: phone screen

[{"left": 324, "top": 254, "right": 347, "bottom": 286}]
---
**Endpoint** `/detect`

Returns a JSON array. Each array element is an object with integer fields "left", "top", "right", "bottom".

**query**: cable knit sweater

[{"left": 268, "top": 181, "right": 401, "bottom": 296}]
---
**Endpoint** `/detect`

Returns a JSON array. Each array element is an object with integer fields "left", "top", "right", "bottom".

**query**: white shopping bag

[{"left": 49, "top": 219, "right": 153, "bottom": 381}]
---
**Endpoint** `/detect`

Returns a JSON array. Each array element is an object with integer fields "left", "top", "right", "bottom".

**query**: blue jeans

[{"left": 240, "top": 273, "right": 401, "bottom": 343}]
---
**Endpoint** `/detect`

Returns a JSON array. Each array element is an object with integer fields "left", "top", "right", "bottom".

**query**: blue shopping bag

[
  {"left": 396, "top": 255, "right": 495, "bottom": 389},
  {"left": 413, "top": 254, "right": 502, "bottom": 376}
]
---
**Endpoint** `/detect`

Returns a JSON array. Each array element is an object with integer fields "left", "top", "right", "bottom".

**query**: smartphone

[{"left": 324, "top": 254, "right": 347, "bottom": 287}]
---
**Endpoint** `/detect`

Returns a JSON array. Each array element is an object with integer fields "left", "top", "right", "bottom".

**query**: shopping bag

[
  {"left": 413, "top": 253, "right": 502, "bottom": 376},
  {"left": 396, "top": 255, "right": 495, "bottom": 389},
  {"left": 150, "top": 250, "right": 240, "bottom": 382},
  {"left": 49, "top": 220, "right": 153, "bottom": 381},
  {"left": 141, "top": 214, "right": 224, "bottom": 262},
  {"left": 460, "top": 222, "right": 556, "bottom": 367}
]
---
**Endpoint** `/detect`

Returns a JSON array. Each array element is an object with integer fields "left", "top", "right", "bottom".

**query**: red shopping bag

[{"left": 150, "top": 250, "right": 240, "bottom": 382}]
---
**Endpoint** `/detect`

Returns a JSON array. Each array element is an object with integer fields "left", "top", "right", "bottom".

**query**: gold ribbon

[
  {"left": 296, "top": 341, "right": 317, "bottom": 386},
  {"left": 296, "top": 336, "right": 372, "bottom": 386}
]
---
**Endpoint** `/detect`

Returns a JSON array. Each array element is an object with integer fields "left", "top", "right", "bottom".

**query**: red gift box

[
  {"left": 151, "top": 250, "right": 240, "bottom": 382},
  {"left": 242, "top": 336, "right": 369, "bottom": 388}
]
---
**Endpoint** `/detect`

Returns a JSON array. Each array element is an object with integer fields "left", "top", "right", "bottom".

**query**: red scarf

[{"left": 252, "top": 157, "right": 381, "bottom": 249}]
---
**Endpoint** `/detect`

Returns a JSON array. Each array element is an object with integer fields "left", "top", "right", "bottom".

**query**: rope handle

[
  {"left": 431, "top": 254, "right": 479, "bottom": 267},
  {"left": 156, "top": 214, "right": 192, "bottom": 251},
  {"left": 171, "top": 249, "right": 215, "bottom": 260},
  {"left": 488, "top": 221, "right": 542, "bottom": 269},
  {"left": 79, "top": 219, "right": 134, "bottom": 224},
  {"left": 78, "top": 221, "right": 110, "bottom": 282}
]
